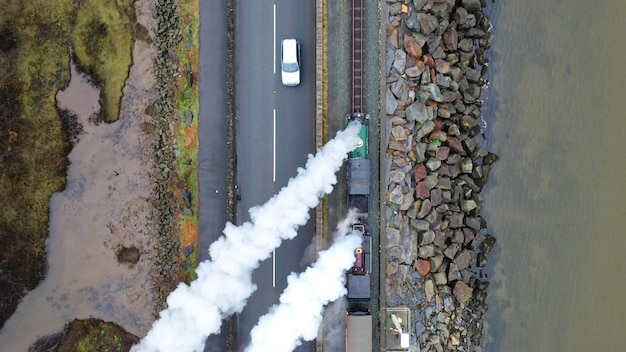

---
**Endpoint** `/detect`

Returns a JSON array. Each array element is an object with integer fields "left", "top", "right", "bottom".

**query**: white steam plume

[
  {"left": 131, "top": 122, "right": 361, "bottom": 352},
  {"left": 245, "top": 231, "right": 362, "bottom": 352}
]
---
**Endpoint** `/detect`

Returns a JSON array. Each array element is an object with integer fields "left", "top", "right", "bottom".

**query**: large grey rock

[
  {"left": 406, "top": 13, "right": 420, "bottom": 33},
  {"left": 423, "top": 83, "right": 443, "bottom": 102},
  {"left": 413, "top": 0, "right": 427, "bottom": 11},
  {"left": 407, "top": 201, "right": 421, "bottom": 219},
  {"left": 420, "top": 230, "right": 435, "bottom": 245},
  {"left": 400, "top": 192, "right": 414, "bottom": 211},
  {"left": 414, "top": 142, "right": 427, "bottom": 162},
  {"left": 431, "top": 188, "right": 443, "bottom": 207},
  {"left": 386, "top": 226, "right": 401, "bottom": 247},
  {"left": 429, "top": 253, "right": 444, "bottom": 272},
  {"left": 406, "top": 100, "right": 429, "bottom": 123},
  {"left": 444, "top": 242, "right": 460, "bottom": 259},
  {"left": 460, "top": 157, "right": 473, "bottom": 173},
  {"left": 392, "top": 49, "right": 407, "bottom": 73},
  {"left": 460, "top": 199, "right": 477, "bottom": 212},
  {"left": 459, "top": 37, "right": 474, "bottom": 52},
  {"left": 410, "top": 218, "right": 430, "bottom": 231},
  {"left": 426, "top": 158, "right": 442, "bottom": 171},
  {"left": 417, "top": 13, "right": 438, "bottom": 35},
  {"left": 436, "top": 74, "right": 452, "bottom": 89},
  {"left": 453, "top": 281, "right": 473, "bottom": 303},
  {"left": 405, "top": 65, "right": 422, "bottom": 78},
  {"left": 430, "top": 2, "right": 449, "bottom": 17},
  {"left": 426, "top": 35, "right": 442, "bottom": 55},
  {"left": 465, "top": 216, "right": 484, "bottom": 230},
  {"left": 400, "top": 229, "right": 418, "bottom": 263},
  {"left": 455, "top": 250, "right": 473, "bottom": 270},
  {"left": 433, "top": 272, "right": 448, "bottom": 286},
  {"left": 419, "top": 244, "right": 436, "bottom": 258},
  {"left": 391, "top": 78, "right": 408, "bottom": 101},
  {"left": 462, "top": 0, "right": 482, "bottom": 12},
  {"left": 389, "top": 169, "right": 406, "bottom": 183},
  {"left": 417, "top": 199, "right": 432, "bottom": 219},
  {"left": 415, "top": 120, "right": 435, "bottom": 140},
  {"left": 435, "top": 59, "right": 450, "bottom": 74},
  {"left": 448, "top": 262, "right": 462, "bottom": 282},
  {"left": 466, "top": 67, "right": 482, "bottom": 82},
  {"left": 385, "top": 88, "right": 398, "bottom": 115},
  {"left": 388, "top": 184, "right": 405, "bottom": 205}
]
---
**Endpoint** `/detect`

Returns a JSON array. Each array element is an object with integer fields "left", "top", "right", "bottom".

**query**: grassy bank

[
  {"left": 0, "top": 0, "right": 135, "bottom": 329},
  {"left": 173, "top": 0, "right": 200, "bottom": 283}
]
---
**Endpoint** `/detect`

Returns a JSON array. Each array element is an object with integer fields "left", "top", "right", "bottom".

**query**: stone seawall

[{"left": 382, "top": 0, "right": 497, "bottom": 350}]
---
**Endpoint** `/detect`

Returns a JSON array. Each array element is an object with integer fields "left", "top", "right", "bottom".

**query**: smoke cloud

[
  {"left": 131, "top": 122, "right": 361, "bottom": 352},
  {"left": 245, "top": 232, "right": 361, "bottom": 352}
]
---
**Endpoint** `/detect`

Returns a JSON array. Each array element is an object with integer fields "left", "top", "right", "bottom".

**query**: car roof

[{"left": 283, "top": 39, "right": 298, "bottom": 53}]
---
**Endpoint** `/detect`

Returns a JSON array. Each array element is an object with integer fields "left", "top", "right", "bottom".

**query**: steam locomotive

[{"left": 345, "top": 113, "right": 373, "bottom": 352}]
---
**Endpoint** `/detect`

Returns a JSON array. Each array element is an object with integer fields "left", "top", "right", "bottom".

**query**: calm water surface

[{"left": 483, "top": 1, "right": 626, "bottom": 351}]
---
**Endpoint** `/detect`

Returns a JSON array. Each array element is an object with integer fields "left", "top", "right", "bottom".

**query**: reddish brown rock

[
  {"left": 423, "top": 54, "right": 435, "bottom": 68},
  {"left": 447, "top": 137, "right": 465, "bottom": 154},
  {"left": 434, "top": 117, "right": 446, "bottom": 130},
  {"left": 390, "top": 28, "right": 399, "bottom": 49},
  {"left": 413, "top": 259, "right": 431, "bottom": 277},
  {"left": 415, "top": 180, "right": 431, "bottom": 199},
  {"left": 443, "top": 27, "right": 458, "bottom": 51},
  {"left": 388, "top": 140, "right": 408, "bottom": 152},
  {"left": 410, "top": 163, "right": 428, "bottom": 181},
  {"left": 404, "top": 34, "right": 423, "bottom": 58}
]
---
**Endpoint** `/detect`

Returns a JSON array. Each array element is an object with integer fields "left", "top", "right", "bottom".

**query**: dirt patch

[{"left": 117, "top": 247, "right": 141, "bottom": 265}]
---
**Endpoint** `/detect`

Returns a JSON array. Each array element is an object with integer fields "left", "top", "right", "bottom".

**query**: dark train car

[
  {"left": 345, "top": 112, "right": 373, "bottom": 349},
  {"left": 347, "top": 113, "right": 370, "bottom": 215}
]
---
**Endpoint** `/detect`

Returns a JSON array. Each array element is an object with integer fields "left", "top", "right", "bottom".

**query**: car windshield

[{"left": 282, "top": 62, "right": 299, "bottom": 73}]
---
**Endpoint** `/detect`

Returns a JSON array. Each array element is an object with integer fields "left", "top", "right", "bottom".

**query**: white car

[{"left": 281, "top": 38, "right": 301, "bottom": 86}]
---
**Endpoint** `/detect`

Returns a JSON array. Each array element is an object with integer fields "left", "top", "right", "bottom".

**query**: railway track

[{"left": 351, "top": 0, "right": 364, "bottom": 113}]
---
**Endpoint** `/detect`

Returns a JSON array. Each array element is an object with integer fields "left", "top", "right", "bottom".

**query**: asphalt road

[
  {"left": 199, "top": 0, "right": 228, "bottom": 350},
  {"left": 235, "top": 0, "right": 316, "bottom": 351}
]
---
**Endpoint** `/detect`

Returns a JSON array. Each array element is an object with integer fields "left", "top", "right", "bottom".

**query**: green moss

[{"left": 71, "top": 0, "right": 135, "bottom": 123}]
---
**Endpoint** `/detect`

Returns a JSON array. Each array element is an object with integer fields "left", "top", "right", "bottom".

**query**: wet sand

[
  {"left": 483, "top": 1, "right": 626, "bottom": 351},
  {"left": 0, "top": 1, "right": 158, "bottom": 349}
]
